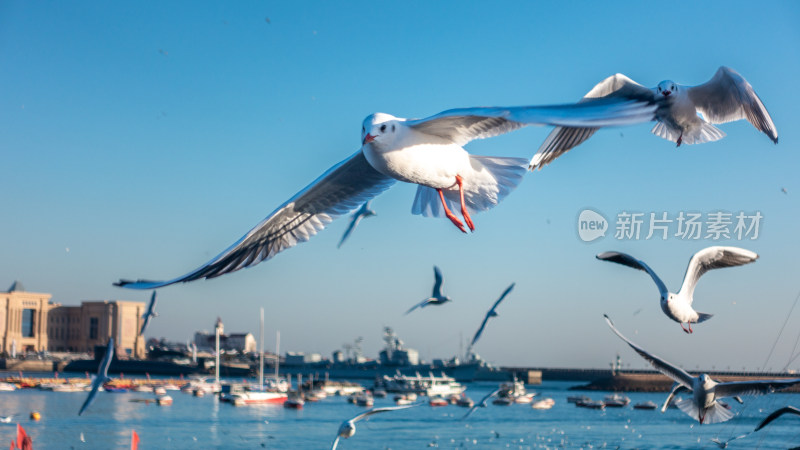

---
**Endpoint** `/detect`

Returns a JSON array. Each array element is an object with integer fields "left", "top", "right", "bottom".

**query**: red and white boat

[{"left": 429, "top": 396, "right": 448, "bottom": 407}]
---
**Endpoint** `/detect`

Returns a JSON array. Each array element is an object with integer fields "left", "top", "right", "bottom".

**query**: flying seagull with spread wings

[
  {"left": 140, "top": 291, "right": 158, "bottom": 335},
  {"left": 331, "top": 404, "right": 418, "bottom": 450},
  {"left": 467, "top": 283, "right": 515, "bottom": 354},
  {"left": 405, "top": 266, "right": 452, "bottom": 315},
  {"left": 115, "top": 99, "right": 655, "bottom": 289},
  {"left": 337, "top": 200, "right": 376, "bottom": 248},
  {"left": 530, "top": 66, "right": 778, "bottom": 170},
  {"left": 605, "top": 315, "right": 800, "bottom": 424},
  {"left": 597, "top": 246, "right": 758, "bottom": 333}
]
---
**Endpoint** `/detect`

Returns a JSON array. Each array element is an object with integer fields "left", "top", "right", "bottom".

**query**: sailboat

[{"left": 228, "top": 309, "right": 288, "bottom": 405}]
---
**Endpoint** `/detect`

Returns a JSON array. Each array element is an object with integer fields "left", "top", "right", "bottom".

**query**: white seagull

[
  {"left": 530, "top": 66, "right": 778, "bottom": 170},
  {"left": 114, "top": 99, "right": 655, "bottom": 289},
  {"left": 337, "top": 200, "right": 376, "bottom": 248},
  {"left": 331, "top": 404, "right": 418, "bottom": 450},
  {"left": 79, "top": 338, "right": 114, "bottom": 416},
  {"left": 0, "top": 416, "right": 12, "bottom": 423},
  {"left": 597, "top": 246, "right": 758, "bottom": 333},
  {"left": 462, "top": 388, "right": 501, "bottom": 420},
  {"left": 140, "top": 291, "right": 158, "bottom": 335},
  {"left": 467, "top": 283, "right": 515, "bottom": 354},
  {"left": 405, "top": 266, "right": 451, "bottom": 315},
  {"left": 605, "top": 315, "right": 800, "bottom": 424}
]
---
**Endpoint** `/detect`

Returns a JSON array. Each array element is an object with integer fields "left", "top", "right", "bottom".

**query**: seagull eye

[{"left": 380, "top": 124, "right": 387, "bottom": 132}]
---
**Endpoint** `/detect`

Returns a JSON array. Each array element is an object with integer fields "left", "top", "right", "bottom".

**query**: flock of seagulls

[{"left": 102, "top": 66, "right": 789, "bottom": 445}]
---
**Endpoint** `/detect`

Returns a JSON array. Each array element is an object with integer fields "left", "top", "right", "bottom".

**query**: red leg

[
  {"left": 680, "top": 323, "right": 690, "bottom": 334},
  {"left": 437, "top": 188, "right": 466, "bottom": 233},
  {"left": 688, "top": 323, "right": 693, "bottom": 334},
  {"left": 455, "top": 175, "right": 475, "bottom": 232}
]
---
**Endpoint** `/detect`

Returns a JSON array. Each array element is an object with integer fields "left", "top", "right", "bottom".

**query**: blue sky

[{"left": 2, "top": 1, "right": 799, "bottom": 370}]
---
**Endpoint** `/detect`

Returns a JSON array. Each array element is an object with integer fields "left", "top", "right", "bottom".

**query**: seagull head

[
  {"left": 362, "top": 113, "right": 401, "bottom": 146},
  {"left": 656, "top": 80, "right": 677, "bottom": 98},
  {"left": 338, "top": 420, "right": 356, "bottom": 438}
]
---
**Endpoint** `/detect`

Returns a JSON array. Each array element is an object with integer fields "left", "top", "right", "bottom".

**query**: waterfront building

[
  {"left": 193, "top": 317, "right": 256, "bottom": 353},
  {"left": 48, "top": 300, "right": 147, "bottom": 358},
  {"left": 0, "top": 281, "right": 54, "bottom": 355}
]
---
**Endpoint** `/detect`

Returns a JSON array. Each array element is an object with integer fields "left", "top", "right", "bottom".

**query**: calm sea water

[{"left": 1, "top": 377, "right": 799, "bottom": 449}]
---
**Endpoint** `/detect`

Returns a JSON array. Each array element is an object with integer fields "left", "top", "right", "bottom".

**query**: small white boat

[
  {"left": 395, "top": 395, "right": 413, "bottom": 406},
  {"left": 52, "top": 383, "right": 87, "bottom": 393},
  {"left": 514, "top": 393, "right": 536, "bottom": 404},
  {"left": 603, "top": 394, "right": 630, "bottom": 407},
  {"left": 355, "top": 393, "right": 374, "bottom": 407},
  {"left": 0, "top": 382, "right": 16, "bottom": 392},
  {"left": 156, "top": 395, "right": 173, "bottom": 406},
  {"left": 162, "top": 384, "right": 180, "bottom": 391},
  {"left": 531, "top": 398, "right": 555, "bottom": 410},
  {"left": 633, "top": 401, "right": 658, "bottom": 410},
  {"left": 429, "top": 396, "right": 448, "bottom": 407},
  {"left": 154, "top": 386, "right": 167, "bottom": 396},
  {"left": 576, "top": 399, "right": 605, "bottom": 410},
  {"left": 135, "top": 385, "right": 153, "bottom": 393}
]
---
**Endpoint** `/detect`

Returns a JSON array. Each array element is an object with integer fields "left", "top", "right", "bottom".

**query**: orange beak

[{"left": 362, "top": 134, "right": 375, "bottom": 145}]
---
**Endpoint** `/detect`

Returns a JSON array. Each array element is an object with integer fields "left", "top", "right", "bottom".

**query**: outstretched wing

[
  {"left": 330, "top": 436, "right": 340, "bottom": 450},
  {"left": 604, "top": 315, "right": 694, "bottom": 387},
  {"left": 350, "top": 404, "right": 418, "bottom": 423},
  {"left": 406, "top": 98, "right": 656, "bottom": 147},
  {"left": 463, "top": 389, "right": 500, "bottom": 419},
  {"left": 115, "top": 151, "right": 395, "bottom": 289},
  {"left": 715, "top": 378, "right": 800, "bottom": 399},
  {"left": 597, "top": 251, "right": 669, "bottom": 299},
  {"left": 405, "top": 299, "right": 428, "bottom": 316},
  {"left": 432, "top": 266, "right": 444, "bottom": 298},
  {"left": 678, "top": 246, "right": 758, "bottom": 300},
  {"left": 529, "top": 74, "right": 657, "bottom": 170},
  {"left": 755, "top": 406, "right": 800, "bottom": 431},
  {"left": 687, "top": 66, "right": 778, "bottom": 143},
  {"left": 661, "top": 383, "right": 691, "bottom": 412}
]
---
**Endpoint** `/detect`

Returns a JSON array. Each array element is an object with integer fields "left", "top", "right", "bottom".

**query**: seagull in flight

[
  {"left": 710, "top": 433, "right": 750, "bottom": 449},
  {"left": 597, "top": 246, "right": 758, "bottom": 333},
  {"left": 530, "top": 66, "right": 778, "bottom": 170},
  {"left": 337, "top": 201, "right": 376, "bottom": 248},
  {"left": 140, "top": 291, "right": 158, "bottom": 335},
  {"left": 0, "top": 416, "right": 12, "bottom": 423},
  {"left": 467, "top": 283, "right": 515, "bottom": 354},
  {"left": 462, "top": 389, "right": 501, "bottom": 420},
  {"left": 331, "top": 404, "right": 418, "bottom": 449},
  {"left": 405, "top": 266, "right": 452, "bottom": 315},
  {"left": 79, "top": 338, "right": 114, "bottom": 416},
  {"left": 605, "top": 315, "right": 800, "bottom": 424},
  {"left": 114, "top": 99, "right": 655, "bottom": 289}
]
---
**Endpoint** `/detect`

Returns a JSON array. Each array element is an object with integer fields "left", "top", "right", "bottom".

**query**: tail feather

[
  {"left": 651, "top": 121, "right": 725, "bottom": 145},
  {"left": 696, "top": 312, "right": 713, "bottom": 323},
  {"left": 412, "top": 156, "right": 527, "bottom": 218},
  {"left": 675, "top": 398, "right": 700, "bottom": 421},
  {"left": 703, "top": 402, "right": 735, "bottom": 424}
]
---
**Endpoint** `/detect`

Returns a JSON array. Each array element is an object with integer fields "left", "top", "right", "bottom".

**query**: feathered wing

[
  {"left": 687, "top": 66, "right": 778, "bottom": 143},
  {"left": 432, "top": 266, "right": 444, "bottom": 298},
  {"left": 350, "top": 404, "right": 418, "bottom": 423},
  {"left": 140, "top": 292, "right": 157, "bottom": 335},
  {"left": 597, "top": 252, "right": 669, "bottom": 299},
  {"left": 463, "top": 389, "right": 500, "bottom": 419},
  {"left": 115, "top": 151, "right": 396, "bottom": 289},
  {"left": 604, "top": 315, "right": 694, "bottom": 387},
  {"left": 404, "top": 299, "right": 428, "bottom": 315},
  {"left": 661, "top": 382, "right": 691, "bottom": 412},
  {"left": 714, "top": 378, "right": 800, "bottom": 399},
  {"left": 79, "top": 339, "right": 114, "bottom": 416},
  {"left": 330, "top": 436, "right": 340, "bottom": 450},
  {"left": 755, "top": 406, "right": 800, "bottom": 431},
  {"left": 529, "top": 74, "right": 657, "bottom": 170},
  {"left": 677, "top": 246, "right": 759, "bottom": 300},
  {"left": 405, "top": 98, "right": 656, "bottom": 147}
]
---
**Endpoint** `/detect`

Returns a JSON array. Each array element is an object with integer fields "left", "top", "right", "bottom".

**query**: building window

[
  {"left": 89, "top": 317, "right": 98, "bottom": 339},
  {"left": 22, "top": 309, "right": 35, "bottom": 337}
]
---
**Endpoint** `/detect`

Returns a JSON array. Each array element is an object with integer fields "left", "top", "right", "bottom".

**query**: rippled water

[{"left": 1, "top": 379, "right": 799, "bottom": 449}]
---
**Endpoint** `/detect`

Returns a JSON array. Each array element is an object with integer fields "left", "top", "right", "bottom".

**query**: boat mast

[
  {"left": 259, "top": 307, "right": 264, "bottom": 391},
  {"left": 275, "top": 330, "right": 280, "bottom": 381},
  {"left": 215, "top": 321, "right": 220, "bottom": 385}
]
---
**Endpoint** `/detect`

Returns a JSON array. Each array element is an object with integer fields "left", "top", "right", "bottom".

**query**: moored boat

[
  {"left": 429, "top": 396, "right": 448, "bottom": 407},
  {"left": 633, "top": 401, "right": 657, "bottom": 410},
  {"left": 603, "top": 394, "right": 630, "bottom": 407},
  {"left": 576, "top": 399, "right": 605, "bottom": 410},
  {"left": 156, "top": 395, "right": 173, "bottom": 406},
  {"left": 531, "top": 398, "right": 555, "bottom": 410}
]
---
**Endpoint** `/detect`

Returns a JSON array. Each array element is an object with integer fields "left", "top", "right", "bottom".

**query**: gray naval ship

[{"left": 276, "top": 327, "right": 511, "bottom": 382}]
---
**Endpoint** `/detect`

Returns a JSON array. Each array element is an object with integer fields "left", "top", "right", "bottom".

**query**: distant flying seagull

[
  {"left": 754, "top": 405, "right": 800, "bottom": 431},
  {"left": 0, "top": 416, "right": 11, "bottom": 423},
  {"left": 605, "top": 315, "right": 800, "bottom": 424},
  {"left": 462, "top": 389, "right": 501, "bottom": 420},
  {"left": 331, "top": 404, "right": 418, "bottom": 450},
  {"left": 467, "top": 283, "right": 515, "bottom": 353},
  {"left": 337, "top": 201, "right": 376, "bottom": 248},
  {"left": 710, "top": 433, "right": 750, "bottom": 449},
  {"left": 140, "top": 291, "right": 158, "bottom": 335},
  {"left": 114, "top": 99, "right": 655, "bottom": 290},
  {"left": 79, "top": 338, "right": 114, "bottom": 416},
  {"left": 405, "top": 266, "right": 452, "bottom": 315},
  {"left": 597, "top": 246, "right": 758, "bottom": 333},
  {"left": 782, "top": 187, "right": 788, "bottom": 195},
  {"left": 530, "top": 66, "right": 778, "bottom": 170}
]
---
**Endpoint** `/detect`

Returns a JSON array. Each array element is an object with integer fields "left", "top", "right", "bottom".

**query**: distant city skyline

[{"left": 2, "top": 1, "right": 799, "bottom": 371}]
